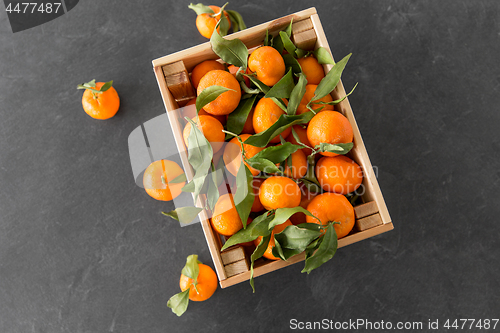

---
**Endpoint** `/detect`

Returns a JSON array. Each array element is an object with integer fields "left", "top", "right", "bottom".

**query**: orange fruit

[
  {"left": 183, "top": 115, "right": 225, "bottom": 153},
  {"left": 297, "top": 56, "right": 325, "bottom": 85},
  {"left": 253, "top": 97, "right": 290, "bottom": 143},
  {"left": 211, "top": 193, "right": 243, "bottom": 236},
  {"left": 290, "top": 189, "right": 317, "bottom": 225},
  {"left": 223, "top": 134, "right": 264, "bottom": 177},
  {"left": 296, "top": 84, "right": 334, "bottom": 115},
  {"left": 197, "top": 70, "right": 241, "bottom": 116},
  {"left": 281, "top": 147, "right": 307, "bottom": 179},
  {"left": 195, "top": 5, "right": 231, "bottom": 39},
  {"left": 248, "top": 46, "right": 286, "bottom": 86},
  {"left": 315, "top": 155, "right": 363, "bottom": 194},
  {"left": 259, "top": 176, "right": 301, "bottom": 210},
  {"left": 251, "top": 178, "right": 265, "bottom": 212},
  {"left": 191, "top": 60, "right": 226, "bottom": 89},
  {"left": 179, "top": 263, "right": 217, "bottom": 301},
  {"left": 306, "top": 192, "right": 355, "bottom": 239},
  {"left": 307, "top": 111, "right": 354, "bottom": 157},
  {"left": 286, "top": 125, "right": 313, "bottom": 156},
  {"left": 143, "top": 160, "right": 185, "bottom": 201},
  {"left": 183, "top": 98, "right": 226, "bottom": 125},
  {"left": 81, "top": 82, "right": 120, "bottom": 120},
  {"left": 253, "top": 220, "right": 293, "bottom": 260},
  {"left": 228, "top": 65, "right": 251, "bottom": 87}
]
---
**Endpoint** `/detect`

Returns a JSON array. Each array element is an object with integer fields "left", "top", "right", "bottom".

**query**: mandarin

[
  {"left": 254, "top": 220, "right": 293, "bottom": 260},
  {"left": 211, "top": 193, "right": 243, "bottom": 236},
  {"left": 248, "top": 46, "right": 286, "bottom": 86},
  {"left": 179, "top": 263, "right": 218, "bottom": 301},
  {"left": 197, "top": 70, "right": 241, "bottom": 116},
  {"left": 253, "top": 97, "right": 290, "bottom": 143},
  {"left": 183, "top": 115, "right": 225, "bottom": 153},
  {"left": 143, "top": 160, "right": 185, "bottom": 201},
  {"left": 223, "top": 134, "right": 264, "bottom": 177},
  {"left": 81, "top": 82, "right": 120, "bottom": 120},
  {"left": 306, "top": 192, "right": 355, "bottom": 239},
  {"left": 316, "top": 155, "right": 363, "bottom": 195},
  {"left": 297, "top": 56, "right": 325, "bottom": 85},
  {"left": 259, "top": 176, "right": 301, "bottom": 211},
  {"left": 191, "top": 60, "right": 225, "bottom": 89},
  {"left": 307, "top": 111, "right": 354, "bottom": 157},
  {"left": 195, "top": 5, "right": 231, "bottom": 39}
]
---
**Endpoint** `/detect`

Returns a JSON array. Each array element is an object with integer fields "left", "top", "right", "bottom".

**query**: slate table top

[{"left": 1, "top": 1, "right": 499, "bottom": 332}]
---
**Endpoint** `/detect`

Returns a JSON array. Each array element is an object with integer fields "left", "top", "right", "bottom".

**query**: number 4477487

[
  {"left": 5, "top": 2, "right": 62, "bottom": 14},
  {"left": 443, "top": 319, "right": 499, "bottom": 330}
]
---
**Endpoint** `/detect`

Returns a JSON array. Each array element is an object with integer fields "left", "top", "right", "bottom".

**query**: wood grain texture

[
  {"left": 293, "top": 29, "right": 317, "bottom": 50},
  {"left": 354, "top": 201, "right": 379, "bottom": 219},
  {"left": 224, "top": 258, "right": 250, "bottom": 278},
  {"left": 221, "top": 246, "right": 246, "bottom": 265},
  {"left": 355, "top": 213, "right": 383, "bottom": 232}
]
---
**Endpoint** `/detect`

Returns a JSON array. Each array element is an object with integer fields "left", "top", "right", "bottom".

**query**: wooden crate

[{"left": 152, "top": 7, "right": 393, "bottom": 288}]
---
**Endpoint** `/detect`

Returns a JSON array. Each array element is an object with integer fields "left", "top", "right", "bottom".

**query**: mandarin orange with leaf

[
  {"left": 306, "top": 192, "right": 355, "bottom": 239},
  {"left": 197, "top": 70, "right": 241, "bottom": 116},
  {"left": 248, "top": 46, "right": 286, "bottom": 86},
  {"left": 307, "top": 111, "right": 354, "bottom": 157}
]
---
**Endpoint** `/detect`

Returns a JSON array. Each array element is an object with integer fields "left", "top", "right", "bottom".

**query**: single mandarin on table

[
  {"left": 183, "top": 98, "right": 226, "bottom": 125},
  {"left": 183, "top": 115, "right": 225, "bottom": 153},
  {"left": 316, "top": 155, "right": 363, "bottom": 195},
  {"left": 254, "top": 220, "right": 293, "bottom": 260},
  {"left": 307, "top": 111, "right": 354, "bottom": 157},
  {"left": 81, "top": 82, "right": 120, "bottom": 120},
  {"left": 286, "top": 125, "right": 313, "bottom": 156},
  {"left": 248, "top": 46, "right": 286, "bottom": 86},
  {"left": 211, "top": 193, "right": 243, "bottom": 236},
  {"left": 306, "top": 192, "right": 355, "bottom": 239},
  {"left": 259, "top": 176, "right": 301, "bottom": 210},
  {"left": 143, "top": 160, "right": 185, "bottom": 201},
  {"left": 179, "top": 263, "right": 218, "bottom": 301},
  {"left": 191, "top": 60, "right": 226, "bottom": 89},
  {"left": 297, "top": 56, "right": 325, "bottom": 85},
  {"left": 195, "top": 5, "right": 231, "bottom": 39},
  {"left": 296, "top": 84, "right": 334, "bottom": 115},
  {"left": 253, "top": 97, "right": 290, "bottom": 143},
  {"left": 223, "top": 134, "right": 264, "bottom": 177},
  {"left": 197, "top": 70, "right": 241, "bottom": 116}
]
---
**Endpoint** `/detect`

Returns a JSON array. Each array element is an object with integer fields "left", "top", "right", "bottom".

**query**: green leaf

[
  {"left": 243, "top": 111, "right": 315, "bottom": 147},
  {"left": 264, "top": 68, "right": 295, "bottom": 99},
  {"left": 76, "top": 79, "right": 113, "bottom": 94},
  {"left": 211, "top": 22, "right": 249, "bottom": 69},
  {"left": 283, "top": 54, "right": 302, "bottom": 74},
  {"left": 248, "top": 142, "right": 302, "bottom": 164},
  {"left": 312, "top": 53, "right": 352, "bottom": 101},
  {"left": 301, "top": 154, "right": 322, "bottom": 193},
  {"left": 268, "top": 207, "right": 320, "bottom": 230},
  {"left": 226, "top": 9, "right": 246, "bottom": 32},
  {"left": 188, "top": 3, "right": 215, "bottom": 15},
  {"left": 196, "top": 85, "right": 233, "bottom": 113},
  {"left": 167, "top": 289, "right": 190, "bottom": 317},
  {"left": 181, "top": 180, "right": 196, "bottom": 192},
  {"left": 279, "top": 31, "right": 296, "bottom": 57},
  {"left": 287, "top": 73, "right": 307, "bottom": 115},
  {"left": 302, "top": 222, "right": 338, "bottom": 274},
  {"left": 226, "top": 95, "right": 256, "bottom": 139},
  {"left": 250, "top": 234, "right": 271, "bottom": 293},
  {"left": 270, "top": 97, "right": 288, "bottom": 112},
  {"left": 207, "top": 163, "right": 220, "bottom": 211},
  {"left": 313, "top": 47, "right": 335, "bottom": 65},
  {"left": 162, "top": 206, "right": 203, "bottom": 224},
  {"left": 274, "top": 224, "right": 322, "bottom": 253},
  {"left": 234, "top": 163, "right": 253, "bottom": 229},
  {"left": 185, "top": 118, "right": 214, "bottom": 199},
  {"left": 300, "top": 178, "right": 322, "bottom": 195},
  {"left": 285, "top": 19, "right": 293, "bottom": 37},
  {"left": 240, "top": 81, "right": 260, "bottom": 95},
  {"left": 181, "top": 254, "right": 200, "bottom": 281},
  {"left": 219, "top": 12, "right": 230, "bottom": 36},
  {"left": 315, "top": 142, "right": 353, "bottom": 155},
  {"left": 99, "top": 80, "right": 113, "bottom": 92},
  {"left": 312, "top": 82, "right": 358, "bottom": 105},
  {"left": 245, "top": 157, "right": 280, "bottom": 174},
  {"left": 170, "top": 173, "right": 187, "bottom": 184},
  {"left": 263, "top": 29, "right": 271, "bottom": 46},
  {"left": 295, "top": 48, "right": 309, "bottom": 58},
  {"left": 304, "top": 236, "right": 322, "bottom": 260},
  {"left": 244, "top": 74, "right": 270, "bottom": 94},
  {"left": 272, "top": 33, "right": 284, "bottom": 54},
  {"left": 221, "top": 212, "right": 273, "bottom": 251}
]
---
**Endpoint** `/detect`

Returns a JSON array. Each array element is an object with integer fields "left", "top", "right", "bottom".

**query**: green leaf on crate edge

[
  {"left": 226, "top": 95, "right": 257, "bottom": 139},
  {"left": 264, "top": 68, "right": 295, "bottom": 99},
  {"left": 268, "top": 207, "right": 320, "bottom": 230},
  {"left": 285, "top": 18, "right": 293, "bottom": 37},
  {"left": 287, "top": 72, "right": 307, "bottom": 115},
  {"left": 250, "top": 234, "right": 271, "bottom": 293},
  {"left": 247, "top": 142, "right": 302, "bottom": 164},
  {"left": 243, "top": 111, "right": 315, "bottom": 147},
  {"left": 188, "top": 3, "right": 215, "bottom": 15},
  {"left": 234, "top": 163, "right": 254, "bottom": 229},
  {"left": 283, "top": 54, "right": 302, "bottom": 74},
  {"left": 184, "top": 117, "right": 213, "bottom": 198},
  {"left": 196, "top": 85, "right": 233, "bottom": 113},
  {"left": 312, "top": 53, "right": 351, "bottom": 101},
  {"left": 302, "top": 222, "right": 338, "bottom": 274},
  {"left": 315, "top": 142, "right": 353, "bottom": 155},
  {"left": 210, "top": 21, "right": 249, "bottom": 69},
  {"left": 313, "top": 47, "right": 335, "bottom": 65},
  {"left": 162, "top": 206, "right": 203, "bottom": 224},
  {"left": 279, "top": 31, "right": 296, "bottom": 57},
  {"left": 167, "top": 289, "right": 190, "bottom": 317},
  {"left": 226, "top": 9, "right": 247, "bottom": 32},
  {"left": 221, "top": 212, "right": 273, "bottom": 251}
]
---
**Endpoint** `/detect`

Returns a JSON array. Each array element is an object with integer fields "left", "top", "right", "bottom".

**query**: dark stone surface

[{"left": 1, "top": 1, "right": 499, "bottom": 332}]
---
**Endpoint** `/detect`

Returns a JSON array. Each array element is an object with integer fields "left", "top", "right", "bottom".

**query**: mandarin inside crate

[{"left": 153, "top": 7, "right": 393, "bottom": 288}]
